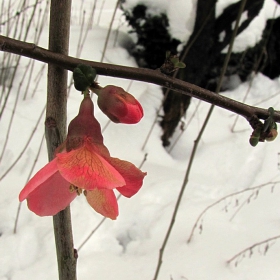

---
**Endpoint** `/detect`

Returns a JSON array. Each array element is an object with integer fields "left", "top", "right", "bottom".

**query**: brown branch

[
  {"left": 46, "top": 1, "right": 77, "bottom": 279},
  {"left": 0, "top": 35, "right": 279, "bottom": 123}
]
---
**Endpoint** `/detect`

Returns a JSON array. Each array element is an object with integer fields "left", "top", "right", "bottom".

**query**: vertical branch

[
  {"left": 152, "top": 0, "right": 248, "bottom": 279},
  {"left": 46, "top": 1, "right": 77, "bottom": 280},
  {"left": 100, "top": 0, "right": 120, "bottom": 62}
]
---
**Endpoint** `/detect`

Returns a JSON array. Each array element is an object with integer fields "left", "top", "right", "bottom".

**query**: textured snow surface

[{"left": 1, "top": 1, "right": 280, "bottom": 279}]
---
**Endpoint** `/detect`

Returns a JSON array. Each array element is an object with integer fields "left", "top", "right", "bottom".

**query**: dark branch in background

[
  {"left": 159, "top": 0, "right": 216, "bottom": 146},
  {"left": 215, "top": 0, "right": 265, "bottom": 52},
  {"left": 261, "top": 17, "right": 280, "bottom": 78},
  {"left": 211, "top": 0, "right": 280, "bottom": 84},
  {"left": 0, "top": 35, "right": 280, "bottom": 126},
  {"left": 121, "top": 0, "right": 280, "bottom": 145},
  {"left": 121, "top": 4, "right": 181, "bottom": 69}
]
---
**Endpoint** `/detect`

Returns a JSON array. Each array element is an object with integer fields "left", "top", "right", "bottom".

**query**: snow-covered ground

[{"left": 1, "top": 1, "right": 280, "bottom": 279}]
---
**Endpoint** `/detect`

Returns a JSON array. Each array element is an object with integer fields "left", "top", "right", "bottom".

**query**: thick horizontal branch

[{"left": 0, "top": 35, "right": 279, "bottom": 123}]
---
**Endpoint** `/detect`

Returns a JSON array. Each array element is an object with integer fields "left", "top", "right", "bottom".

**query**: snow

[
  {"left": 1, "top": 1, "right": 280, "bottom": 280},
  {"left": 166, "top": 0, "right": 196, "bottom": 43}
]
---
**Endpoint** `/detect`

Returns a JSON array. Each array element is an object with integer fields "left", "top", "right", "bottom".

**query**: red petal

[
  {"left": 26, "top": 171, "right": 77, "bottom": 216},
  {"left": 119, "top": 99, "right": 143, "bottom": 124},
  {"left": 108, "top": 158, "right": 146, "bottom": 197},
  {"left": 86, "top": 189, "right": 118, "bottom": 219},
  {"left": 19, "top": 159, "right": 59, "bottom": 201},
  {"left": 97, "top": 85, "right": 143, "bottom": 124},
  {"left": 56, "top": 140, "right": 125, "bottom": 190}
]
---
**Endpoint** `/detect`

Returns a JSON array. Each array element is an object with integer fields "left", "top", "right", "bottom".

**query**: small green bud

[
  {"left": 268, "top": 107, "right": 275, "bottom": 116},
  {"left": 249, "top": 135, "right": 259, "bottom": 146},
  {"left": 263, "top": 107, "right": 276, "bottom": 132},
  {"left": 73, "top": 64, "right": 96, "bottom": 91},
  {"left": 249, "top": 127, "right": 261, "bottom": 147}
]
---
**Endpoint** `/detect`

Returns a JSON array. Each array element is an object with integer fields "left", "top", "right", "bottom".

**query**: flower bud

[
  {"left": 249, "top": 127, "right": 261, "bottom": 147},
  {"left": 265, "top": 129, "right": 278, "bottom": 142},
  {"left": 249, "top": 135, "right": 259, "bottom": 147},
  {"left": 97, "top": 85, "right": 143, "bottom": 124}
]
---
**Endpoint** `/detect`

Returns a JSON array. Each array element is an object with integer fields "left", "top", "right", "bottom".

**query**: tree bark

[
  {"left": 160, "top": 0, "right": 217, "bottom": 146},
  {"left": 46, "top": 1, "right": 77, "bottom": 279},
  {"left": 160, "top": 0, "right": 266, "bottom": 146}
]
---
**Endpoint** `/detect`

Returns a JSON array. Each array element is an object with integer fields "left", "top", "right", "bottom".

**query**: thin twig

[
  {"left": 23, "top": 1, "right": 48, "bottom": 100},
  {"left": 141, "top": 7, "right": 214, "bottom": 151},
  {"left": 67, "top": 8, "right": 86, "bottom": 97},
  {"left": 1, "top": 3, "right": 46, "bottom": 158},
  {"left": 0, "top": 73, "right": 21, "bottom": 162},
  {"left": 96, "top": 0, "right": 106, "bottom": 26},
  {"left": 31, "top": 64, "right": 46, "bottom": 98},
  {"left": 141, "top": 90, "right": 168, "bottom": 151},
  {"left": 13, "top": 133, "right": 45, "bottom": 234},
  {"left": 100, "top": 0, "right": 120, "bottom": 62},
  {"left": 227, "top": 234, "right": 280, "bottom": 265},
  {"left": 0, "top": 105, "right": 46, "bottom": 181},
  {"left": 152, "top": 1, "right": 248, "bottom": 278},
  {"left": 231, "top": 3, "right": 278, "bottom": 132},
  {"left": 0, "top": 1, "right": 43, "bottom": 26},
  {"left": 168, "top": 101, "right": 202, "bottom": 153},
  {"left": 0, "top": 0, "right": 42, "bottom": 118},
  {"left": 187, "top": 181, "right": 280, "bottom": 243}
]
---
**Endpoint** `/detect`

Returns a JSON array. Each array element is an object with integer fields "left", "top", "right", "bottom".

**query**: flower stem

[{"left": 46, "top": 1, "right": 77, "bottom": 279}]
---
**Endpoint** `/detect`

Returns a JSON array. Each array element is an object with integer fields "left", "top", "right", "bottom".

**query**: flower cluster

[{"left": 19, "top": 87, "right": 146, "bottom": 219}]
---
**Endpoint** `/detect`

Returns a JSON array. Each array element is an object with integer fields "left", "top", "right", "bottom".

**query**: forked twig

[
  {"left": 187, "top": 181, "right": 280, "bottom": 243},
  {"left": 153, "top": 1, "right": 248, "bottom": 278},
  {"left": 227, "top": 234, "right": 280, "bottom": 266}
]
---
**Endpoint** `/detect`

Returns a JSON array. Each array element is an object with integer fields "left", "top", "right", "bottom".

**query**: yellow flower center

[{"left": 69, "top": 184, "right": 83, "bottom": 195}]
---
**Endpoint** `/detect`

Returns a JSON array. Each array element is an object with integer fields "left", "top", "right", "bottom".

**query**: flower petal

[
  {"left": 19, "top": 158, "right": 59, "bottom": 201},
  {"left": 86, "top": 189, "right": 118, "bottom": 219},
  {"left": 26, "top": 172, "right": 77, "bottom": 216},
  {"left": 120, "top": 100, "right": 143, "bottom": 124},
  {"left": 56, "top": 140, "right": 125, "bottom": 190},
  {"left": 108, "top": 158, "right": 146, "bottom": 197}
]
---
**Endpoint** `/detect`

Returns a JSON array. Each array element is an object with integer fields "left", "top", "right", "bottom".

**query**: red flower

[
  {"left": 19, "top": 96, "right": 146, "bottom": 219},
  {"left": 96, "top": 85, "right": 143, "bottom": 124}
]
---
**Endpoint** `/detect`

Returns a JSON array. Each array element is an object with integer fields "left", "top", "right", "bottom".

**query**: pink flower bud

[{"left": 97, "top": 85, "right": 143, "bottom": 124}]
